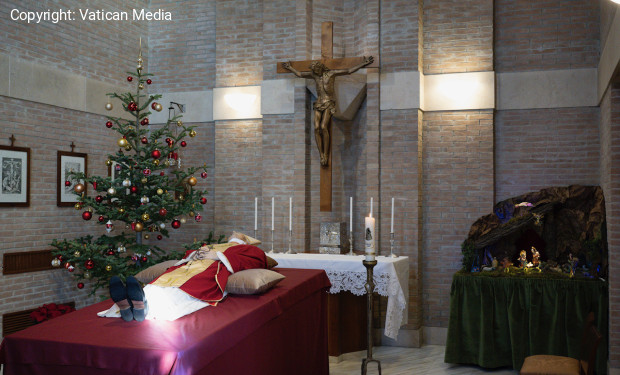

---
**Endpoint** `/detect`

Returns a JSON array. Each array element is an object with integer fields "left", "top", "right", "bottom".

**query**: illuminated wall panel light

[
  {"left": 424, "top": 72, "right": 494, "bottom": 111},
  {"left": 213, "top": 86, "right": 262, "bottom": 120}
]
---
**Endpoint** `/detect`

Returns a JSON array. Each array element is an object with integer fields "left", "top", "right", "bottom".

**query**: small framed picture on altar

[
  {"left": 0, "top": 145, "right": 30, "bottom": 207},
  {"left": 108, "top": 161, "right": 121, "bottom": 181},
  {"left": 57, "top": 151, "right": 87, "bottom": 207}
]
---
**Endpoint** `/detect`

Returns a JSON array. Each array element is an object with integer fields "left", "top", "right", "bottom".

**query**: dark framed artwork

[
  {"left": 0, "top": 145, "right": 30, "bottom": 207},
  {"left": 57, "top": 151, "right": 87, "bottom": 207}
]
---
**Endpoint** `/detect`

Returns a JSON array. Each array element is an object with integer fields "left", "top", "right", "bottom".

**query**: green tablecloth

[{"left": 444, "top": 273, "right": 608, "bottom": 374}]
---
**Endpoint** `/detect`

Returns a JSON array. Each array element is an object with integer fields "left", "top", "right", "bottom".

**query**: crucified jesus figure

[{"left": 282, "top": 56, "right": 374, "bottom": 167}]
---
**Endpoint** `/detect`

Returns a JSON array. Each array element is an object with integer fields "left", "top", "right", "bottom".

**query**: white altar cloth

[{"left": 270, "top": 253, "right": 409, "bottom": 340}]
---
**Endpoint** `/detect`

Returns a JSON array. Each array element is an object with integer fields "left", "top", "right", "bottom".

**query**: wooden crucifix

[{"left": 278, "top": 22, "right": 376, "bottom": 211}]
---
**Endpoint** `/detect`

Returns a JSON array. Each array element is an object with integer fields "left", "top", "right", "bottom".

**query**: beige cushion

[
  {"left": 520, "top": 355, "right": 579, "bottom": 375},
  {"left": 266, "top": 255, "right": 278, "bottom": 269},
  {"left": 134, "top": 260, "right": 180, "bottom": 283},
  {"left": 225, "top": 269, "right": 285, "bottom": 295},
  {"left": 231, "top": 231, "right": 261, "bottom": 245}
]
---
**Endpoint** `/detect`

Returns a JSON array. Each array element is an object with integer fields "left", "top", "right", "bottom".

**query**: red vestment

[{"left": 151, "top": 244, "right": 267, "bottom": 304}]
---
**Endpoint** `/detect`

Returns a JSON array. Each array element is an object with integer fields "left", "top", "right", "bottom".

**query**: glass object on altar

[{"left": 319, "top": 222, "right": 349, "bottom": 254}]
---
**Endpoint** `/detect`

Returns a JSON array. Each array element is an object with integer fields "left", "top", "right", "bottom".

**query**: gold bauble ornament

[
  {"left": 141, "top": 177, "right": 148, "bottom": 184},
  {"left": 74, "top": 183, "right": 85, "bottom": 194},
  {"left": 164, "top": 160, "right": 170, "bottom": 167},
  {"left": 144, "top": 234, "right": 150, "bottom": 240},
  {"left": 84, "top": 271, "right": 91, "bottom": 279},
  {"left": 157, "top": 188, "right": 164, "bottom": 195},
  {"left": 134, "top": 222, "right": 144, "bottom": 232},
  {"left": 106, "top": 265, "right": 112, "bottom": 272},
  {"left": 189, "top": 130, "right": 197, "bottom": 137},
  {"left": 125, "top": 144, "right": 132, "bottom": 151},
  {"left": 153, "top": 159, "right": 160, "bottom": 166},
  {"left": 118, "top": 138, "right": 128, "bottom": 148},
  {"left": 142, "top": 213, "right": 150, "bottom": 222},
  {"left": 180, "top": 218, "right": 187, "bottom": 224},
  {"left": 154, "top": 103, "right": 163, "bottom": 112},
  {"left": 74, "top": 203, "right": 82, "bottom": 210},
  {"left": 105, "top": 159, "right": 113, "bottom": 166},
  {"left": 187, "top": 176, "right": 198, "bottom": 186},
  {"left": 177, "top": 120, "right": 183, "bottom": 127},
  {"left": 178, "top": 194, "right": 185, "bottom": 201},
  {"left": 119, "top": 208, "right": 125, "bottom": 214},
  {"left": 74, "top": 251, "right": 81, "bottom": 257},
  {"left": 189, "top": 211, "right": 195, "bottom": 216},
  {"left": 105, "top": 102, "right": 113, "bottom": 111},
  {"left": 138, "top": 83, "right": 144, "bottom": 90}
]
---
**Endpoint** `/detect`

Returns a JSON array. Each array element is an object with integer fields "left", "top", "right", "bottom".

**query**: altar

[{"left": 271, "top": 253, "right": 409, "bottom": 348}]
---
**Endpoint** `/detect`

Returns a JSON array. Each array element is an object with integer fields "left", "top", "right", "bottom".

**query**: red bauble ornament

[
  {"left": 141, "top": 137, "right": 148, "bottom": 144},
  {"left": 106, "top": 250, "right": 115, "bottom": 256},
  {"left": 77, "top": 282, "right": 84, "bottom": 289},
  {"left": 64, "top": 262, "right": 71, "bottom": 269},
  {"left": 195, "top": 214, "right": 202, "bottom": 222},
  {"left": 157, "top": 235, "right": 163, "bottom": 240},
  {"left": 65, "top": 180, "right": 71, "bottom": 187},
  {"left": 201, "top": 172, "right": 207, "bottom": 179},
  {"left": 146, "top": 79, "right": 152, "bottom": 85},
  {"left": 141, "top": 256, "right": 148, "bottom": 263},
  {"left": 128, "top": 101, "right": 138, "bottom": 111},
  {"left": 151, "top": 149, "right": 161, "bottom": 159},
  {"left": 130, "top": 186, "right": 138, "bottom": 194},
  {"left": 127, "top": 76, "right": 133, "bottom": 82},
  {"left": 68, "top": 265, "right": 75, "bottom": 272},
  {"left": 159, "top": 208, "right": 167, "bottom": 216},
  {"left": 140, "top": 117, "right": 149, "bottom": 126},
  {"left": 95, "top": 195, "right": 103, "bottom": 203},
  {"left": 200, "top": 197, "right": 207, "bottom": 204},
  {"left": 180, "top": 141, "right": 187, "bottom": 147},
  {"left": 98, "top": 215, "right": 105, "bottom": 222},
  {"left": 82, "top": 211, "right": 93, "bottom": 221},
  {"left": 171, "top": 219, "right": 181, "bottom": 229},
  {"left": 106, "top": 121, "right": 113, "bottom": 128},
  {"left": 143, "top": 169, "right": 151, "bottom": 176},
  {"left": 151, "top": 102, "right": 158, "bottom": 110},
  {"left": 115, "top": 164, "right": 122, "bottom": 171},
  {"left": 85, "top": 259, "right": 94, "bottom": 270}
]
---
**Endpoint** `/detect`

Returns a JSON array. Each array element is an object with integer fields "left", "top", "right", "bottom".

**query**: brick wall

[
  {"left": 215, "top": 0, "right": 263, "bottom": 87},
  {"left": 380, "top": 0, "right": 419, "bottom": 72},
  {"left": 421, "top": 111, "right": 494, "bottom": 327},
  {"left": 600, "top": 83, "right": 620, "bottom": 369},
  {"left": 422, "top": 0, "right": 493, "bottom": 74},
  {"left": 495, "top": 0, "right": 599, "bottom": 72},
  {"left": 0, "top": 0, "right": 148, "bottom": 85},
  {"left": 379, "top": 109, "right": 421, "bottom": 327},
  {"left": 148, "top": 0, "right": 216, "bottom": 91},
  {"left": 495, "top": 108, "right": 600, "bottom": 202}
]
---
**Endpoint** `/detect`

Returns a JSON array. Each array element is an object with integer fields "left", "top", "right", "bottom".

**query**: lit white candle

[
  {"left": 254, "top": 197, "right": 258, "bottom": 231},
  {"left": 350, "top": 197, "right": 353, "bottom": 233},
  {"left": 365, "top": 213, "right": 376, "bottom": 261},
  {"left": 271, "top": 197, "right": 275, "bottom": 230},
  {"left": 289, "top": 197, "right": 292, "bottom": 231},
  {"left": 391, "top": 197, "right": 395, "bottom": 233}
]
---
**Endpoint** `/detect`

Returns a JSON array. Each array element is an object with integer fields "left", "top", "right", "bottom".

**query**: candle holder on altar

[
  {"left": 348, "top": 234, "right": 354, "bottom": 256},
  {"left": 269, "top": 229, "right": 275, "bottom": 254},
  {"left": 389, "top": 232, "right": 397, "bottom": 258},
  {"left": 286, "top": 229, "right": 293, "bottom": 254},
  {"left": 361, "top": 259, "right": 381, "bottom": 375}
]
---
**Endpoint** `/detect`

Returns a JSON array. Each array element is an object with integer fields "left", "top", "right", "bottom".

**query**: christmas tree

[{"left": 51, "top": 42, "right": 212, "bottom": 295}]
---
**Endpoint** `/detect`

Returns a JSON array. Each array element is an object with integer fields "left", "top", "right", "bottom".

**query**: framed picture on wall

[
  {"left": 0, "top": 145, "right": 30, "bottom": 207},
  {"left": 57, "top": 151, "right": 87, "bottom": 207}
]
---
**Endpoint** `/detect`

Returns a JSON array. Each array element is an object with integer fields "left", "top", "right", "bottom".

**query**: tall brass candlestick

[{"left": 361, "top": 259, "right": 381, "bottom": 375}]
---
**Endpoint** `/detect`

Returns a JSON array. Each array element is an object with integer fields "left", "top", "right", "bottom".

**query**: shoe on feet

[
  {"left": 109, "top": 276, "right": 133, "bottom": 322},
  {"left": 126, "top": 276, "right": 148, "bottom": 322}
]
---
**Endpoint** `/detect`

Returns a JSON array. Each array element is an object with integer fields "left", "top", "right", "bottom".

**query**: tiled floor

[{"left": 329, "top": 345, "right": 519, "bottom": 375}]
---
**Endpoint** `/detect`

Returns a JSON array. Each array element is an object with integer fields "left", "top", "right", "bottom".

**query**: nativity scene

[{"left": 0, "top": 1, "right": 617, "bottom": 374}]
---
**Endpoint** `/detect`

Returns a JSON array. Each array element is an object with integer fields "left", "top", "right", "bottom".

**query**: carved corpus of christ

[{"left": 281, "top": 56, "right": 374, "bottom": 167}]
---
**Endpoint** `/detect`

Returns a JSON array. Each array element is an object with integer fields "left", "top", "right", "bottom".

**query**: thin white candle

[
  {"left": 289, "top": 197, "right": 292, "bottom": 231},
  {"left": 350, "top": 197, "right": 353, "bottom": 233},
  {"left": 254, "top": 197, "right": 258, "bottom": 231},
  {"left": 271, "top": 197, "right": 275, "bottom": 230},
  {"left": 391, "top": 197, "right": 395, "bottom": 233},
  {"left": 370, "top": 197, "right": 373, "bottom": 216}
]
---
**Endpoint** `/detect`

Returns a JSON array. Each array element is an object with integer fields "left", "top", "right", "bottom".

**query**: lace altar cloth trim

[{"left": 325, "top": 270, "right": 406, "bottom": 340}]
